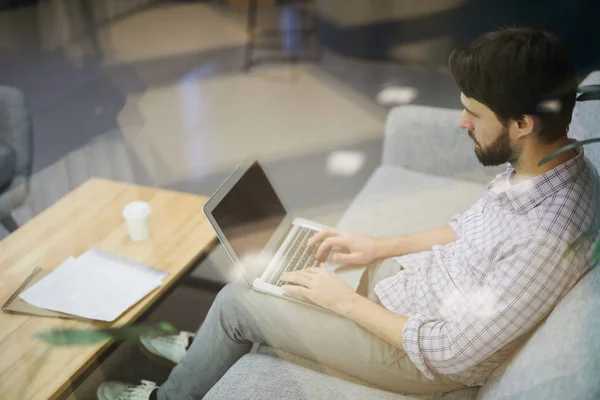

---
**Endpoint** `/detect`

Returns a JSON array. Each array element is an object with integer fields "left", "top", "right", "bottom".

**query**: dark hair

[{"left": 449, "top": 27, "right": 577, "bottom": 143}]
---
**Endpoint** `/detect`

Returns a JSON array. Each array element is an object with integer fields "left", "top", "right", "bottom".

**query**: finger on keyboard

[
  {"left": 307, "top": 234, "right": 321, "bottom": 248},
  {"left": 308, "top": 229, "right": 337, "bottom": 247}
]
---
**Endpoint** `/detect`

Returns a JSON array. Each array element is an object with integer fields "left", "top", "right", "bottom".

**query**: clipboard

[{"left": 2, "top": 267, "right": 89, "bottom": 320}]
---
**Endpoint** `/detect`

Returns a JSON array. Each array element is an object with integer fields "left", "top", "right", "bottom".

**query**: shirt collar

[{"left": 487, "top": 143, "right": 586, "bottom": 214}]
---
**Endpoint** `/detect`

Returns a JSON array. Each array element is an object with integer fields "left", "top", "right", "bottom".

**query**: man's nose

[{"left": 459, "top": 111, "right": 472, "bottom": 130}]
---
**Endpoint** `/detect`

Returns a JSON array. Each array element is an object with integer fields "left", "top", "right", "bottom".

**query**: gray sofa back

[{"left": 476, "top": 71, "right": 600, "bottom": 400}]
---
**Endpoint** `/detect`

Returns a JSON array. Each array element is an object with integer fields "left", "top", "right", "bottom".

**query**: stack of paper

[{"left": 20, "top": 248, "right": 168, "bottom": 322}]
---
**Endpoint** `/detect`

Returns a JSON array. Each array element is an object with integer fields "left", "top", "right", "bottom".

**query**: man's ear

[{"left": 514, "top": 114, "right": 536, "bottom": 139}]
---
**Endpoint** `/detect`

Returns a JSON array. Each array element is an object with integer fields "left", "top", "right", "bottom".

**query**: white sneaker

[
  {"left": 97, "top": 380, "right": 157, "bottom": 400},
  {"left": 139, "top": 331, "right": 194, "bottom": 365}
]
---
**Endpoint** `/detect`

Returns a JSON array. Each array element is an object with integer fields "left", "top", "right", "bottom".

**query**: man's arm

[
  {"left": 374, "top": 225, "right": 457, "bottom": 259},
  {"left": 309, "top": 224, "right": 458, "bottom": 265}
]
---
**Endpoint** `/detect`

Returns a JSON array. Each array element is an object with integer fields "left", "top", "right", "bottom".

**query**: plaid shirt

[{"left": 374, "top": 148, "right": 600, "bottom": 386}]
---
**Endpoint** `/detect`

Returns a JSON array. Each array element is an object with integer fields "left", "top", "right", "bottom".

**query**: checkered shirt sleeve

[{"left": 402, "top": 232, "right": 585, "bottom": 380}]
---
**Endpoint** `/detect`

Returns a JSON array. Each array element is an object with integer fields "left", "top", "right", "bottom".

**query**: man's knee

[
  {"left": 213, "top": 282, "right": 304, "bottom": 321},
  {"left": 211, "top": 282, "right": 268, "bottom": 343},
  {"left": 213, "top": 282, "right": 249, "bottom": 312}
]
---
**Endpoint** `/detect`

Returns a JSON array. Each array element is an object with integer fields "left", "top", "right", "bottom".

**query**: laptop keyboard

[{"left": 266, "top": 226, "right": 322, "bottom": 286}]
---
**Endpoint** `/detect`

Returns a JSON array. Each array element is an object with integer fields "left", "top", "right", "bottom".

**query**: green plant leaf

[
  {"left": 590, "top": 241, "right": 600, "bottom": 266},
  {"left": 563, "top": 224, "right": 600, "bottom": 258},
  {"left": 577, "top": 92, "right": 600, "bottom": 101},
  {"left": 577, "top": 85, "right": 600, "bottom": 93},
  {"left": 35, "top": 322, "right": 177, "bottom": 346},
  {"left": 538, "top": 138, "right": 600, "bottom": 166},
  {"left": 576, "top": 85, "right": 600, "bottom": 101}
]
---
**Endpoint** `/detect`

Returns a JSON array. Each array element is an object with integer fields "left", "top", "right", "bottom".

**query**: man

[{"left": 98, "top": 27, "right": 600, "bottom": 399}]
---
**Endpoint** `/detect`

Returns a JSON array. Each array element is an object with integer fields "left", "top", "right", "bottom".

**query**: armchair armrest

[
  {"left": 0, "top": 86, "right": 33, "bottom": 179},
  {"left": 382, "top": 105, "right": 503, "bottom": 184},
  {"left": 0, "top": 145, "right": 16, "bottom": 189},
  {"left": 0, "top": 86, "right": 33, "bottom": 219}
]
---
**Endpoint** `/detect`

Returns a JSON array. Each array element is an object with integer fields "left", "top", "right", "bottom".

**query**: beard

[{"left": 470, "top": 127, "right": 520, "bottom": 166}]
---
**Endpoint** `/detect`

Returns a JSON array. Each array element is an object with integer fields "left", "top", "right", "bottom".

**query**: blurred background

[{"left": 1, "top": 0, "right": 599, "bottom": 397}]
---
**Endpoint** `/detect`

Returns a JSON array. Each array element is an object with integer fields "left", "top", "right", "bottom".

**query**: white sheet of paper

[{"left": 20, "top": 248, "right": 167, "bottom": 321}]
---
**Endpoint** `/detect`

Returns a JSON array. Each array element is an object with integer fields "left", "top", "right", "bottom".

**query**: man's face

[{"left": 459, "top": 93, "right": 520, "bottom": 166}]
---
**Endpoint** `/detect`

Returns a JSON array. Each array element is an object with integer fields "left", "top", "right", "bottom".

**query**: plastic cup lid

[{"left": 123, "top": 201, "right": 152, "bottom": 219}]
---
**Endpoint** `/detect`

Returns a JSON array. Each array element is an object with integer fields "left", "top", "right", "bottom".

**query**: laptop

[{"left": 203, "top": 155, "right": 363, "bottom": 308}]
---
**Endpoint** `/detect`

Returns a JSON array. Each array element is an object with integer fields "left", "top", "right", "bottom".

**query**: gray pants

[{"left": 157, "top": 259, "right": 466, "bottom": 399}]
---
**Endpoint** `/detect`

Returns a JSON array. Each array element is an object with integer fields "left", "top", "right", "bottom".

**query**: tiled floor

[{"left": 0, "top": 1, "right": 462, "bottom": 397}]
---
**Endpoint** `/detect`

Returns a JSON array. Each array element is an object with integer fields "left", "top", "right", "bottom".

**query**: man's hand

[
  {"left": 281, "top": 264, "right": 357, "bottom": 315},
  {"left": 307, "top": 228, "right": 379, "bottom": 265}
]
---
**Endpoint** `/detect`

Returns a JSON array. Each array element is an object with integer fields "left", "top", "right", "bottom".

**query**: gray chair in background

[{"left": 0, "top": 86, "right": 33, "bottom": 233}]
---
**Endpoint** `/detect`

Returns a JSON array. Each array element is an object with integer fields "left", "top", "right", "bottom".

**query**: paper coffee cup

[{"left": 123, "top": 201, "right": 151, "bottom": 242}]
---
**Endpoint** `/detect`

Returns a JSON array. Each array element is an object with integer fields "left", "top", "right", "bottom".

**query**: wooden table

[{"left": 0, "top": 178, "right": 217, "bottom": 400}]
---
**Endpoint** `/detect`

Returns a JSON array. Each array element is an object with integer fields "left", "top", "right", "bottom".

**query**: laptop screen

[{"left": 211, "top": 161, "right": 287, "bottom": 263}]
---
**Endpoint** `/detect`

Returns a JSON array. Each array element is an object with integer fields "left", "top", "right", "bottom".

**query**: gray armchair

[{"left": 0, "top": 86, "right": 33, "bottom": 233}]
